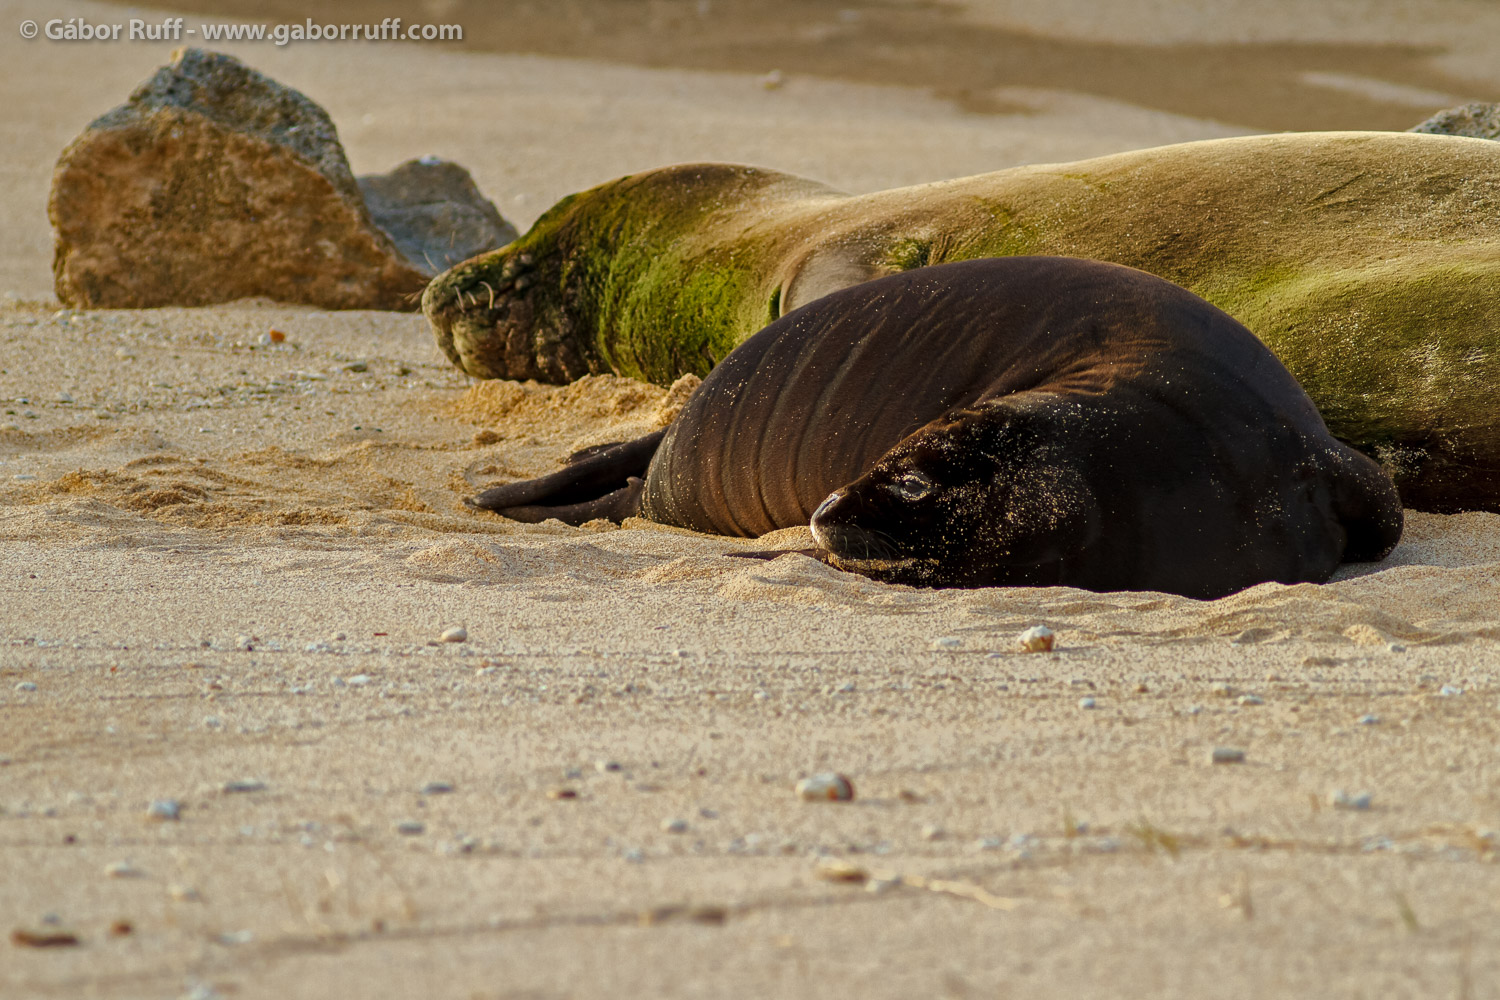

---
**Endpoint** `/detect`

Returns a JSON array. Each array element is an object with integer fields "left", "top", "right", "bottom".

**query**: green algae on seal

[{"left": 423, "top": 132, "right": 1500, "bottom": 512}]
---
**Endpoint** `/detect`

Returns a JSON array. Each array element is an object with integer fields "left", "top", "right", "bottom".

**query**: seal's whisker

[{"left": 481, "top": 281, "right": 496, "bottom": 310}]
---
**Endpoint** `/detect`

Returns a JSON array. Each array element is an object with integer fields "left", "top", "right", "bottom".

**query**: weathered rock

[
  {"left": 49, "top": 48, "right": 428, "bottom": 310},
  {"left": 1409, "top": 102, "right": 1500, "bottom": 140},
  {"left": 358, "top": 158, "right": 518, "bottom": 273}
]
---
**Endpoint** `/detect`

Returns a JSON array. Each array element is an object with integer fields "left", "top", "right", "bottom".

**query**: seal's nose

[
  {"left": 809, "top": 490, "right": 844, "bottom": 551},
  {"left": 810, "top": 489, "right": 898, "bottom": 561},
  {"left": 810, "top": 490, "right": 842, "bottom": 525}
]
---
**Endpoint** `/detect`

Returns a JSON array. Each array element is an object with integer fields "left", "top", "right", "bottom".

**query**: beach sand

[{"left": 3, "top": 2, "right": 1500, "bottom": 997}]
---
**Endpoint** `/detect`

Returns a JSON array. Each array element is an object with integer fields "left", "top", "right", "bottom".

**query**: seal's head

[
  {"left": 809, "top": 398, "right": 1101, "bottom": 588},
  {"left": 422, "top": 163, "right": 831, "bottom": 384},
  {"left": 421, "top": 189, "right": 593, "bottom": 383}
]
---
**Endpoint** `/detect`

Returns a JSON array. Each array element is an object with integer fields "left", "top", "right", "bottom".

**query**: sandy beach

[{"left": 4, "top": 2, "right": 1500, "bottom": 997}]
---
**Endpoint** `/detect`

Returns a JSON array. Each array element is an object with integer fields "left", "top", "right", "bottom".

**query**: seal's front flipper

[
  {"left": 469, "top": 431, "right": 664, "bottom": 514},
  {"left": 478, "top": 478, "right": 646, "bottom": 526}
]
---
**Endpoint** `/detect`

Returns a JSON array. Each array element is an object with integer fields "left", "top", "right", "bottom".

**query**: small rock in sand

[
  {"left": 440, "top": 626, "right": 468, "bottom": 644},
  {"left": 1210, "top": 747, "right": 1246, "bottom": 765},
  {"left": 1330, "top": 789, "right": 1374, "bottom": 811},
  {"left": 1409, "top": 102, "right": 1500, "bottom": 140},
  {"left": 146, "top": 799, "right": 181, "bottom": 821},
  {"left": 795, "top": 773, "right": 855, "bottom": 802},
  {"left": 1017, "top": 626, "right": 1055, "bottom": 653}
]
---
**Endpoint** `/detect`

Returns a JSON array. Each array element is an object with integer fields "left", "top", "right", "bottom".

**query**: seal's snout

[
  {"left": 810, "top": 490, "right": 901, "bottom": 562},
  {"left": 420, "top": 250, "right": 586, "bottom": 383}
]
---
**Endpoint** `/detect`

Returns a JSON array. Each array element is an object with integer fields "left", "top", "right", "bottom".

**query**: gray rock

[
  {"left": 359, "top": 158, "right": 518, "bottom": 274},
  {"left": 1409, "top": 103, "right": 1500, "bottom": 141},
  {"left": 49, "top": 48, "right": 428, "bottom": 310}
]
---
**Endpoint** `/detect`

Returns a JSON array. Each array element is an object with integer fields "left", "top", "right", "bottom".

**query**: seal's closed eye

[{"left": 883, "top": 470, "right": 935, "bottom": 502}]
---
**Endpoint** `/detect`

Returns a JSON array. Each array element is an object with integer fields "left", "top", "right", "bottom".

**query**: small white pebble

[
  {"left": 1210, "top": 747, "right": 1246, "bottom": 764},
  {"left": 396, "top": 820, "right": 426, "bottom": 836},
  {"left": 1238, "top": 694, "right": 1265, "bottom": 706},
  {"left": 1078, "top": 696, "right": 1097, "bottom": 709},
  {"left": 475, "top": 666, "right": 498, "bottom": 677},
  {"left": 930, "top": 636, "right": 962, "bottom": 651},
  {"left": 796, "top": 772, "right": 855, "bottom": 802},
  {"left": 440, "top": 626, "right": 468, "bottom": 644},
  {"left": 1439, "top": 684, "right": 1464, "bottom": 697},
  {"left": 661, "top": 818, "right": 689, "bottom": 834},
  {"left": 346, "top": 674, "right": 372, "bottom": 687},
  {"left": 105, "top": 860, "right": 144, "bottom": 879},
  {"left": 1330, "top": 789, "right": 1373, "bottom": 811},
  {"left": 920, "top": 824, "right": 945, "bottom": 841},
  {"left": 14, "top": 681, "right": 37, "bottom": 692},
  {"left": 146, "top": 799, "right": 182, "bottom": 821},
  {"left": 1017, "top": 625, "right": 1055, "bottom": 653},
  {"left": 1358, "top": 714, "right": 1380, "bottom": 725}
]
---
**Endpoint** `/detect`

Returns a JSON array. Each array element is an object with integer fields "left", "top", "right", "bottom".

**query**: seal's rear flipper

[
  {"left": 478, "top": 478, "right": 646, "bottom": 526},
  {"left": 469, "top": 431, "right": 664, "bottom": 514},
  {"left": 1329, "top": 444, "right": 1404, "bottom": 562}
]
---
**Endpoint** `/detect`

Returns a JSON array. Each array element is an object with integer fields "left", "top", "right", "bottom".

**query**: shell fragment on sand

[
  {"left": 796, "top": 772, "right": 855, "bottom": 802},
  {"left": 1018, "top": 626, "right": 1055, "bottom": 652}
]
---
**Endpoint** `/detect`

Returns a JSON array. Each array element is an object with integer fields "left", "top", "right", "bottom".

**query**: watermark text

[{"left": 21, "top": 17, "right": 463, "bottom": 46}]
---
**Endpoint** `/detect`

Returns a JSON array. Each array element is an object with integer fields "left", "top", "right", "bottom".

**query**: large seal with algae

[{"left": 423, "top": 131, "right": 1500, "bottom": 513}]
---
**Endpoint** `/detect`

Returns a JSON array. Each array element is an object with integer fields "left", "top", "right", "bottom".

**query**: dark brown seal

[{"left": 469, "top": 258, "right": 1402, "bottom": 598}]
